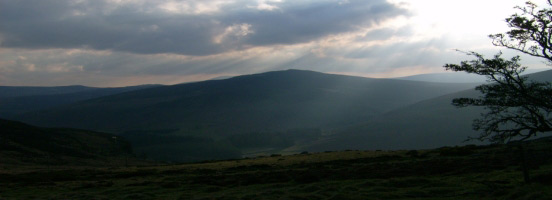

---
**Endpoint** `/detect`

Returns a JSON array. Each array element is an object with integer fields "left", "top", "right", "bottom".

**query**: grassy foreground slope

[{"left": 2, "top": 138, "right": 552, "bottom": 200}]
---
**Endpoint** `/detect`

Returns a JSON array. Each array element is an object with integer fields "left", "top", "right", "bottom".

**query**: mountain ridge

[
  {"left": 0, "top": 84, "right": 162, "bottom": 118},
  {"left": 14, "top": 69, "right": 479, "bottom": 133},
  {"left": 306, "top": 69, "right": 552, "bottom": 152},
  {"left": 6, "top": 69, "right": 484, "bottom": 162},
  {"left": 394, "top": 68, "right": 549, "bottom": 83}
]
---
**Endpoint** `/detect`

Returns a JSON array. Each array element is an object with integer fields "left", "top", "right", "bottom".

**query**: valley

[
  {"left": 1, "top": 69, "right": 552, "bottom": 199},
  {"left": 1, "top": 69, "right": 551, "bottom": 163},
  {"left": 1, "top": 69, "right": 485, "bottom": 162},
  {"left": 3, "top": 0, "right": 552, "bottom": 199}
]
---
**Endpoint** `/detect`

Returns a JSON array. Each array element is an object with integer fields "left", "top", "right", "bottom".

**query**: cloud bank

[
  {"left": 0, "top": 0, "right": 404, "bottom": 55},
  {"left": 0, "top": 0, "right": 546, "bottom": 86}
]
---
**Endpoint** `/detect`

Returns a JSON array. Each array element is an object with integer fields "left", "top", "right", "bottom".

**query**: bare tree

[
  {"left": 444, "top": 1, "right": 552, "bottom": 182},
  {"left": 490, "top": 1, "right": 552, "bottom": 62},
  {"left": 444, "top": 52, "right": 552, "bottom": 143}
]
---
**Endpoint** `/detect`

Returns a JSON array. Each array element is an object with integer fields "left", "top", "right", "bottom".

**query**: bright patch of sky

[{"left": 0, "top": 0, "right": 548, "bottom": 86}]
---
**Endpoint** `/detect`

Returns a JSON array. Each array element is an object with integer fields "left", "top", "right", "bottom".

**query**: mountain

[
  {"left": 10, "top": 70, "right": 482, "bottom": 162},
  {"left": 209, "top": 75, "right": 234, "bottom": 80},
  {"left": 524, "top": 68, "right": 552, "bottom": 82},
  {"left": 302, "top": 90, "right": 482, "bottom": 152},
  {"left": 16, "top": 70, "right": 478, "bottom": 133},
  {"left": 395, "top": 72, "right": 487, "bottom": 83},
  {"left": 0, "top": 118, "right": 134, "bottom": 166},
  {"left": 395, "top": 68, "right": 548, "bottom": 83},
  {"left": 0, "top": 85, "right": 95, "bottom": 98},
  {"left": 12, "top": 69, "right": 550, "bottom": 162},
  {"left": 306, "top": 69, "right": 552, "bottom": 152},
  {"left": 0, "top": 84, "right": 161, "bottom": 118}
]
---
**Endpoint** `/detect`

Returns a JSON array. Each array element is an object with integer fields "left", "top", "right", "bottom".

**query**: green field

[{"left": 2, "top": 138, "right": 552, "bottom": 200}]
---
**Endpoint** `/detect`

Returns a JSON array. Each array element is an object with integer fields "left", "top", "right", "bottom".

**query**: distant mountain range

[
  {"left": 2, "top": 69, "right": 550, "bottom": 162},
  {"left": 0, "top": 85, "right": 96, "bottom": 98},
  {"left": 0, "top": 84, "right": 161, "bottom": 118},
  {"left": 12, "top": 70, "right": 478, "bottom": 132},
  {"left": 394, "top": 68, "right": 548, "bottom": 83}
]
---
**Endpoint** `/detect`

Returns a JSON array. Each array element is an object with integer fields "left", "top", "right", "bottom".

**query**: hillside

[
  {"left": 11, "top": 70, "right": 481, "bottom": 162},
  {"left": 0, "top": 84, "right": 161, "bottom": 118},
  {"left": 304, "top": 89, "right": 483, "bottom": 152},
  {"left": 308, "top": 69, "right": 552, "bottom": 151},
  {"left": 16, "top": 70, "right": 478, "bottom": 133},
  {"left": 0, "top": 118, "right": 135, "bottom": 166},
  {"left": 0, "top": 85, "right": 95, "bottom": 98}
]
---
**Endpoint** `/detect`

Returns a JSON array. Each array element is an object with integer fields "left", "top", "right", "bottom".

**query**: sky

[{"left": 0, "top": 0, "right": 549, "bottom": 87}]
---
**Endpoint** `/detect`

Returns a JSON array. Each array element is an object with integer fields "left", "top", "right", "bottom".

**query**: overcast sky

[{"left": 0, "top": 0, "right": 549, "bottom": 86}]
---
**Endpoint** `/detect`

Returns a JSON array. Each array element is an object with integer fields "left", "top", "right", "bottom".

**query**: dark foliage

[{"left": 121, "top": 131, "right": 242, "bottom": 163}]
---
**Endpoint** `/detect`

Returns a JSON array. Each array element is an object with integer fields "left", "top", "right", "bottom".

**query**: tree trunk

[{"left": 519, "top": 143, "right": 531, "bottom": 183}]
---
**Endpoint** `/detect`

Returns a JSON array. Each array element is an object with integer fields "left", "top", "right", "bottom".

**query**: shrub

[
  {"left": 438, "top": 146, "right": 473, "bottom": 157},
  {"left": 406, "top": 150, "right": 419, "bottom": 157}
]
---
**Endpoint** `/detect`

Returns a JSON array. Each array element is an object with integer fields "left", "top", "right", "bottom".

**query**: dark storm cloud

[
  {"left": 0, "top": 0, "right": 407, "bottom": 55},
  {"left": 0, "top": 0, "right": 222, "bottom": 55},
  {"left": 226, "top": 0, "right": 408, "bottom": 46}
]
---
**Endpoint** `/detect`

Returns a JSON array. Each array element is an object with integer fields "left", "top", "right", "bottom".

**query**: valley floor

[{"left": 1, "top": 141, "right": 552, "bottom": 200}]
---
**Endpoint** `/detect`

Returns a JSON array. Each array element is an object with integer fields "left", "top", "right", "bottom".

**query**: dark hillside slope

[
  {"left": 0, "top": 85, "right": 95, "bottom": 98},
  {"left": 305, "top": 89, "right": 482, "bottom": 151},
  {"left": 0, "top": 84, "right": 161, "bottom": 118},
  {"left": 524, "top": 68, "right": 552, "bottom": 82},
  {"left": 308, "top": 69, "right": 552, "bottom": 151},
  {"left": 17, "top": 70, "right": 478, "bottom": 134},
  {"left": 0, "top": 119, "right": 133, "bottom": 166}
]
